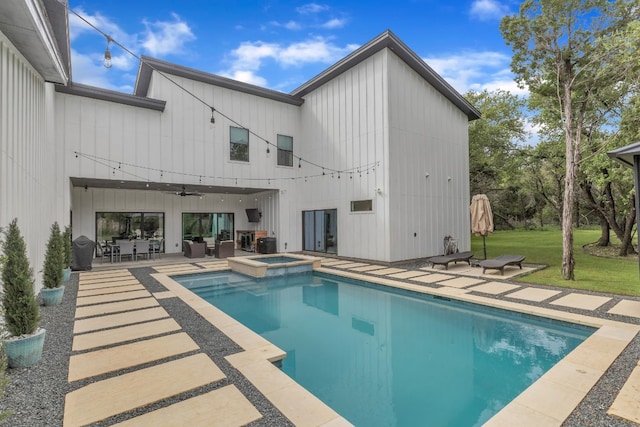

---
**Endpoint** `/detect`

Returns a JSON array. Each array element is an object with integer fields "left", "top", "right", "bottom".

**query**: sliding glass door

[
  {"left": 302, "top": 209, "right": 337, "bottom": 254},
  {"left": 95, "top": 212, "right": 165, "bottom": 251}
]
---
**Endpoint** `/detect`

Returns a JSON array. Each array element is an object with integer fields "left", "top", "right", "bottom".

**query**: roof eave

[
  {"left": 56, "top": 82, "right": 166, "bottom": 111},
  {"left": 134, "top": 56, "right": 304, "bottom": 106}
]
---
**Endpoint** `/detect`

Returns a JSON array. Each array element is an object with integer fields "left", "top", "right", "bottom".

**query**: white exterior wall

[
  {"left": 297, "top": 50, "right": 388, "bottom": 261},
  {"left": 0, "top": 30, "right": 65, "bottom": 289},
  {"left": 58, "top": 72, "right": 299, "bottom": 252},
  {"left": 387, "top": 53, "right": 471, "bottom": 261}
]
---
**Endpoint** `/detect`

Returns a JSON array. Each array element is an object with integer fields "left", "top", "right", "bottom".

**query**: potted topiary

[
  {"left": 1, "top": 219, "right": 45, "bottom": 368},
  {"left": 40, "top": 222, "right": 65, "bottom": 306},
  {"left": 62, "top": 225, "right": 72, "bottom": 282}
]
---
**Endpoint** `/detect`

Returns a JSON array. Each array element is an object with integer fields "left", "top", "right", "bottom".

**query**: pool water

[{"left": 175, "top": 271, "right": 593, "bottom": 427}]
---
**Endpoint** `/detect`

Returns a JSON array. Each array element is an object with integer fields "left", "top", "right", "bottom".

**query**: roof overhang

[
  {"left": 290, "top": 30, "right": 481, "bottom": 121},
  {"left": 608, "top": 142, "right": 640, "bottom": 168},
  {"left": 0, "top": 0, "right": 69, "bottom": 84},
  {"left": 56, "top": 82, "right": 166, "bottom": 111},
  {"left": 70, "top": 177, "right": 268, "bottom": 196},
  {"left": 134, "top": 56, "right": 304, "bottom": 106}
]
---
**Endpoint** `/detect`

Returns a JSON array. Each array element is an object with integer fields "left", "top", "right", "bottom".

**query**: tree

[
  {"left": 42, "top": 222, "right": 64, "bottom": 289},
  {"left": 467, "top": 89, "right": 529, "bottom": 226},
  {"left": 1, "top": 219, "right": 39, "bottom": 336},
  {"left": 501, "top": 0, "right": 640, "bottom": 279}
]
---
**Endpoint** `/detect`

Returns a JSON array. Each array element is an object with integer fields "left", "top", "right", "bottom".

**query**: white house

[{"left": 1, "top": 0, "right": 479, "bottom": 287}]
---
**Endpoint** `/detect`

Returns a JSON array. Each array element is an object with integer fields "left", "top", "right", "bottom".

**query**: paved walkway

[{"left": 63, "top": 256, "right": 640, "bottom": 426}]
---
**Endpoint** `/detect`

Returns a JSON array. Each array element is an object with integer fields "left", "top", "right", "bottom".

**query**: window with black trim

[
  {"left": 351, "top": 200, "right": 373, "bottom": 212},
  {"left": 230, "top": 126, "right": 249, "bottom": 162},
  {"left": 277, "top": 134, "right": 293, "bottom": 166}
]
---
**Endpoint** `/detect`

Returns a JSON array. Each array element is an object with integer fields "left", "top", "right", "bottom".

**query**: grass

[{"left": 471, "top": 228, "right": 640, "bottom": 296}]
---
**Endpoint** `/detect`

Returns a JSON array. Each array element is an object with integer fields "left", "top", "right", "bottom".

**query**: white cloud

[
  {"left": 321, "top": 18, "right": 347, "bottom": 29},
  {"left": 423, "top": 51, "right": 527, "bottom": 96},
  {"left": 296, "top": 3, "right": 329, "bottom": 14},
  {"left": 220, "top": 37, "right": 358, "bottom": 86},
  {"left": 141, "top": 13, "right": 196, "bottom": 56},
  {"left": 470, "top": 0, "right": 511, "bottom": 21}
]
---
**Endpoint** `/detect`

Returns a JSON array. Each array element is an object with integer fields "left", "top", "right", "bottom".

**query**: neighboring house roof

[
  {"left": 0, "top": 0, "right": 69, "bottom": 84},
  {"left": 291, "top": 30, "right": 481, "bottom": 121},
  {"left": 56, "top": 83, "right": 166, "bottom": 111},
  {"left": 134, "top": 30, "right": 480, "bottom": 120},
  {"left": 134, "top": 56, "right": 304, "bottom": 106}
]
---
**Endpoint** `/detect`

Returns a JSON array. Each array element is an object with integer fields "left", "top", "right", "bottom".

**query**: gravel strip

[{"left": 1, "top": 260, "right": 639, "bottom": 426}]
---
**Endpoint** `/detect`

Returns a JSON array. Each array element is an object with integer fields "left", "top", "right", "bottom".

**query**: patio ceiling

[{"left": 70, "top": 177, "right": 269, "bottom": 196}]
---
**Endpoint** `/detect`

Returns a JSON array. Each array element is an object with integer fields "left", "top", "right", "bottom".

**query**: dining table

[{"left": 108, "top": 239, "right": 161, "bottom": 263}]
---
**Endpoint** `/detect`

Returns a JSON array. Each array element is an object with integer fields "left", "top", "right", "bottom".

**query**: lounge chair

[
  {"left": 429, "top": 251, "right": 474, "bottom": 270},
  {"left": 478, "top": 255, "right": 525, "bottom": 275}
]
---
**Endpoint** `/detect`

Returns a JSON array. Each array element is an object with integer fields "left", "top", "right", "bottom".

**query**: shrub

[
  {"left": 1, "top": 219, "right": 40, "bottom": 336},
  {"left": 62, "top": 225, "right": 72, "bottom": 269},
  {"left": 42, "top": 222, "right": 64, "bottom": 289}
]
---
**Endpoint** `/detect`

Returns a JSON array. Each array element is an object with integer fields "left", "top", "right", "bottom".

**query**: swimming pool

[{"left": 175, "top": 271, "right": 594, "bottom": 426}]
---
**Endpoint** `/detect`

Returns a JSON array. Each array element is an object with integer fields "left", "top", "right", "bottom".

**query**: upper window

[
  {"left": 351, "top": 199, "right": 373, "bottom": 212},
  {"left": 277, "top": 134, "right": 293, "bottom": 167},
  {"left": 230, "top": 127, "right": 249, "bottom": 162}
]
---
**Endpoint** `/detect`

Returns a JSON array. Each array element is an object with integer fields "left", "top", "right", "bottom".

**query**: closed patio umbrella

[{"left": 470, "top": 194, "right": 494, "bottom": 260}]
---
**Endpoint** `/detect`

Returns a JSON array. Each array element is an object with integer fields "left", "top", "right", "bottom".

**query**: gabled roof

[
  {"left": 133, "top": 30, "right": 479, "bottom": 120},
  {"left": 134, "top": 56, "right": 304, "bottom": 106},
  {"left": 291, "top": 30, "right": 481, "bottom": 121}
]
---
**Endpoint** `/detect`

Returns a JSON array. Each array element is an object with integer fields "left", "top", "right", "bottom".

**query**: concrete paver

[
  {"left": 64, "top": 354, "right": 225, "bottom": 426},
  {"left": 68, "top": 332, "right": 200, "bottom": 382},
  {"left": 72, "top": 318, "right": 182, "bottom": 351},
  {"left": 73, "top": 306, "right": 170, "bottom": 334},
  {"left": 608, "top": 300, "right": 640, "bottom": 319},
  {"left": 550, "top": 293, "right": 612, "bottom": 311},
  {"left": 608, "top": 363, "right": 640, "bottom": 424},
  {"left": 75, "top": 297, "right": 159, "bottom": 318},
  {"left": 468, "top": 281, "right": 520, "bottom": 295},
  {"left": 113, "top": 386, "right": 263, "bottom": 427},
  {"left": 505, "top": 287, "right": 561, "bottom": 302}
]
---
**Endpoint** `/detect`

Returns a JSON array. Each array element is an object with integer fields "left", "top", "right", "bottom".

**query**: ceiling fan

[{"left": 167, "top": 185, "right": 203, "bottom": 197}]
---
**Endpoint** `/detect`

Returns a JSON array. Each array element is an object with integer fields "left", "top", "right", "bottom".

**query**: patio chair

[
  {"left": 478, "top": 255, "right": 525, "bottom": 275},
  {"left": 135, "top": 240, "right": 150, "bottom": 261},
  {"left": 117, "top": 240, "right": 135, "bottom": 262},
  {"left": 428, "top": 251, "right": 474, "bottom": 270},
  {"left": 95, "top": 241, "right": 111, "bottom": 263}
]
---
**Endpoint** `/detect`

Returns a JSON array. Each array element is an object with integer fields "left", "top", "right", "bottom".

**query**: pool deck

[{"left": 63, "top": 255, "right": 640, "bottom": 426}]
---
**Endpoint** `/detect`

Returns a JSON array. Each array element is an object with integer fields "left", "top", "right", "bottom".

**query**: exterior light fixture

[
  {"left": 210, "top": 107, "right": 215, "bottom": 128},
  {"left": 103, "top": 35, "right": 113, "bottom": 69}
]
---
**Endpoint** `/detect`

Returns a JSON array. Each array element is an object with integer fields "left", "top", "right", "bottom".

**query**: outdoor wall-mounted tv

[{"left": 246, "top": 208, "right": 261, "bottom": 222}]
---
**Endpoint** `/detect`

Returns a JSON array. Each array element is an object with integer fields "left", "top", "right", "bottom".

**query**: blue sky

[{"left": 68, "top": 0, "right": 525, "bottom": 97}]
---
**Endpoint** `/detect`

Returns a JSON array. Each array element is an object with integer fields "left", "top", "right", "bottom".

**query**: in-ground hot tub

[{"left": 227, "top": 253, "right": 321, "bottom": 278}]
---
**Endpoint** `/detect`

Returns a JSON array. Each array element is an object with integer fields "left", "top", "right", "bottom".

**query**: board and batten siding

[
  {"left": 58, "top": 71, "right": 297, "bottom": 252},
  {"left": 1, "top": 30, "right": 65, "bottom": 289},
  {"left": 387, "top": 51, "right": 471, "bottom": 261},
  {"left": 297, "top": 49, "right": 389, "bottom": 261}
]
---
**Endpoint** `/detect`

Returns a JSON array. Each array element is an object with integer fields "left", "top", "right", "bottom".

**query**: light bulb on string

[
  {"left": 103, "top": 35, "right": 113, "bottom": 68},
  {"left": 209, "top": 107, "right": 215, "bottom": 128}
]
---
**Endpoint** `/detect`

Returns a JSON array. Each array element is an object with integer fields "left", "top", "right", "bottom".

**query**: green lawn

[{"left": 470, "top": 228, "right": 640, "bottom": 296}]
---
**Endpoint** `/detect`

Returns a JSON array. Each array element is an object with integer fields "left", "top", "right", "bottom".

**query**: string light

[
  {"left": 74, "top": 151, "right": 379, "bottom": 185},
  {"left": 67, "top": 6, "right": 370, "bottom": 179},
  {"left": 210, "top": 107, "right": 215, "bottom": 127},
  {"left": 103, "top": 35, "right": 112, "bottom": 68}
]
